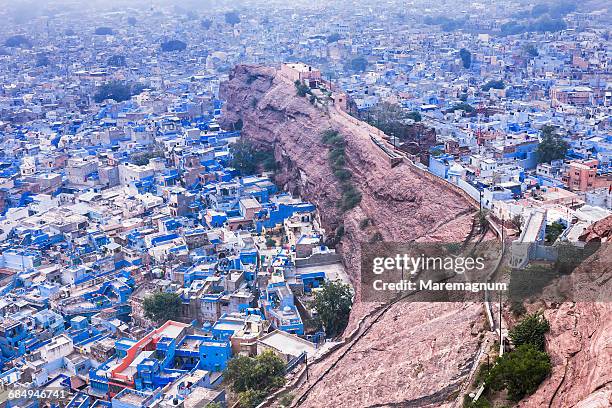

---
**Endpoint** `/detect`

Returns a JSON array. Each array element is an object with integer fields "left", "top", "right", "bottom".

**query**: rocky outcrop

[
  {"left": 220, "top": 65, "right": 612, "bottom": 408},
  {"left": 220, "top": 65, "right": 474, "bottom": 252},
  {"left": 221, "top": 65, "right": 486, "bottom": 407},
  {"left": 521, "top": 217, "right": 612, "bottom": 408},
  {"left": 579, "top": 215, "right": 612, "bottom": 242}
]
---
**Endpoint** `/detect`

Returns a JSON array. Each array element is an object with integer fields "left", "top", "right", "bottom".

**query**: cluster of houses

[
  {"left": 0, "top": 1, "right": 610, "bottom": 406},
  {"left": 0, "top": 60, "right": 346, "bottom": 408},
  {"left": 0, "top": 101, "right": 344, "bottom": 406}
]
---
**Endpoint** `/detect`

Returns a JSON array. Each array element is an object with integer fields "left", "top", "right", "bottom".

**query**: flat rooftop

[{"left": 258, "top": 330, "right": 316, "bottom": 358}]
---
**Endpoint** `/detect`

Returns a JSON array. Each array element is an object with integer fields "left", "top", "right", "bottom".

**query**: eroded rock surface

[
  {"left": 220, "top": 65, "right": 486, "bottom": 407},
  {"left": 522, "top": 219, "right": 612, "bottom": 408}
]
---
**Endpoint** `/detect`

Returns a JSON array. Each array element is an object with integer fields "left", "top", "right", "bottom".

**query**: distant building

[
  {"left": 551, "top": 86, "right": 593, "bottom": 107},
  {"left": 280, "top": 63, "right": 321, "bottom": 88},
  {"left": 561, "top": 159, "right": 606, "bottom": 192}
]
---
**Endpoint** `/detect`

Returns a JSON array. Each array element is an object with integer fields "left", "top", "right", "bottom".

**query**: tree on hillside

[
  {"left": 143, "top": 292, "right": 182, "bottom": 323},
  {"left": 313, "top": 281, "right": 353, "bottom": 337},
  {"left": 459, "top": 48, "right": 472, "bottom": 69},
  {"left": 327, "top": 33, "right": 341, "bottom": 43},
  {"left": 549, "top": 1, "right": 577, "bottom": 18},
  {"left": 201, "top": 19, "right": 212, "bottom": 29},
  {"left": 127, "top": 16, "right": 137, "bottom": 26},
  {"left": 294, "top": 80, "right": 311, "bottom": 97},
  {"left": 536, "top": 125, "right": 569, "bottom": 163},
  {"left": 229, "top": 140, "right": 277, "bottom": 175},
  {"left": 485, "top": 344, "right": 552, "bottom": 401},
  {"left": 224, "top": 350, "right": 286, "bottom": 407},
  {"left": 509, "top": 312, "right": 550, "bottom": 351}
]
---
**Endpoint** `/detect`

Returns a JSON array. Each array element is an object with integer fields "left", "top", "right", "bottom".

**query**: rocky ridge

[{"left": 220, "top": 65, "right": 486, "bottom": 407}]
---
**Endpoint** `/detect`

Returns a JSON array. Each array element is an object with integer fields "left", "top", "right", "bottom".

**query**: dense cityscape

[{"left": 0, "top": 1, "right": 610, "bottom": 407}]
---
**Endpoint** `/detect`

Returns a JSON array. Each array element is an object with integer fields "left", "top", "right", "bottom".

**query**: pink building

[
  {"left": 280, "top": 63, "right": 321, "bottom": 88},
  {"left": 562, "top": 159, "right": 600, "bottom": 191}
]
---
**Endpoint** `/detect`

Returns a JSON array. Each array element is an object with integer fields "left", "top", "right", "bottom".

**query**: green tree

[
  {"left": 536, "top": 125, "right": 569, "bottom": 163},
  {"left": 238, "top": 389, "right": 267, "bottom": 408},
  {"left": 511, "top": 214, "right": 524, "bottom": 233},
  {"left": 94, "top": 81, "right": 142, "bottom": 103},
  {"left": 545, "top": 221, "right": 565, "bottom": 243},
  {"left": 549, "top": 1, "right": 577, "bottom": 18},
  {"left": 349, "top": 56, "right": 368, "bottom": 72},
  {"left": 224, "top": 350, "right": 286, "bottom": 407},
  {"left": 320, "top": 130, "right": 361, "bottom": 212},
  {"left": 482, "top": 80, "right": 505, "bottom": 92},
  {"left": 459, "top": 48, "right": 472, "bottom": 69},
  {"left": 313, "top": 281, "right": 353, "bottom": 337},
  {"left": 201, "top": 19, "right": 212, "bottom": 29},
  {"left": 4, "top": 34, "right": 32, "bottom": 48},
  {"left": 278, "top": 392, "right": 294, "bottom": 407},
  {"left": 359, "top": 218, "right": 371, "bottom": 229},
  {"left": 532, "top": 17, "right": 567, "bottom": 33},
  {"left": 143, "top": 292, "right": 182, "bottom": 323},
  {"left": 448, "top": 102, "right": 475, "bottom": 114},
  {"left": 161, "top": 39, "right": 187, "bottom": 52},
  {"left": 531, "top": 4, "right": 550, "bottom": 18},
  {"left": 130, "top": 145, "right": 165, "bottom": 166},
  {"left": 485, "top": 344, "right": 552, "bottom": 401},
  {"left": 463, "top": 395, "right": 492, "bottom": 408},
  {"left": 225, "top": 11, "right": 241, "bottom": 26},
  {"left": 294, "top": 80, "right": 311, "bottom": 97},
  {"left": 509, "top": 312, "right": 550, "bottom": 351},
  {"left": 363, "top": 102, "right": 412, "bottom": 136},
  {"left": 341, "top": 185, "right": 362, "bottom": 211},
  {"left": 501, "top": 21, "right": 528, "bottom": 36},
  {"left": 94, "top": 27, "right": 114, "bottom": 35},
  {"left": 229, "top": 140, "right": 277, "bottom": 175},
  {"left": 510, "top": 300, "right": 527, "bottom": 317},
  {"left": 407, "top": 111, "right": 422, "bottom": 122}
]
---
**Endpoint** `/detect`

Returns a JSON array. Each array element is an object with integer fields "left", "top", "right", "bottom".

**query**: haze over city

[{"left": 0, "top": 0, "right": 610, "bottom": 408}]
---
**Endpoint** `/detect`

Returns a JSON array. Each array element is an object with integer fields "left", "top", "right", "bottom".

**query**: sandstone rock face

[
  {"left": 220, "top": 65, "right": 612, "bottom": 408},
  {"left": 521, "top": 218, "right": 612, "bottom": 408},
  {"left": 221, "top": 65, "right": 486, "bottom": 407},
  {"left": 220, "top": 64, "right": 474, "bottom": 257},
  {"left": 579, "top": 214, "right": 612, "bottom": 242}
]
